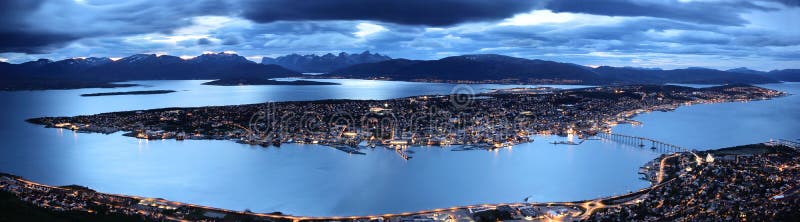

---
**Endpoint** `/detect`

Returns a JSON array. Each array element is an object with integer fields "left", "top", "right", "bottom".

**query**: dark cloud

[
  {"left": 240, "top": 0, "right": 540, "bottom": 26},
  {"left": 0, "top": 32, "right": 80, "bottom": 53},
  {"left": 0, "top": 1, "right": 76, "bottom": 53},
  {"left": 0, "top": 0, "right": 230, "bottom": 53},
  {"left": 197, "top": 38, "right": 212, "bottom": 45},
  {"left": 0, "top": 1, "right": 43, "bottom": 26},
  {"left": 545, "top": 0, "right": 775, "bottom": 26},
  {"left": 250, "top": 21, "right": 358, "bottom": 35},
  {"left": 768, "top": 0, "right": 800, "bottom": 6},
  {"left": 220, "top": 35, "right": 242, "bottom": 45}
]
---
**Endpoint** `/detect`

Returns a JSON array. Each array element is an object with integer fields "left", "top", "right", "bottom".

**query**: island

[
  {"left": 80, "top": 90, "right": 177, "bottom": 97},
  {"left": 201, "top": 78, "right": 340, "bottom": 86},
  {"left": 2, "top": 141, "right": 798, "bottom": 221},
  {"left": 27, "top": 84, "right": 784, "bottom": 157}
]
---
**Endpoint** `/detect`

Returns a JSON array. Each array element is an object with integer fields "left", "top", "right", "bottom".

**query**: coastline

[
  {"left": 0, "top": 157, "right": 662, "bottom": 221},
  {"left": 3, "top": 142, "right": 796, "bottom": 221},
  {"left": 201, "top": 78, "right": 341, "bottom": 86}
]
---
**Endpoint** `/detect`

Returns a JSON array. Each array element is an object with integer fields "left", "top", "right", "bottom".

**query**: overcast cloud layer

[{"left": 0, "top": 0, "right": 797, "bottom": 70}]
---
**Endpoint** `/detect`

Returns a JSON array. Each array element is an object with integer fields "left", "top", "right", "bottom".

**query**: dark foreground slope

[{"left": 0, "top": 190, "right": 149, "bottom": 222}]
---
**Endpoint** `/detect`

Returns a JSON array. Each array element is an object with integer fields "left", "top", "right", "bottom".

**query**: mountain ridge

[
  {"left": 2, "top": 52, "right": 795, "bottom": 90},
  {"left": 327, "top": 54, "right": 783, "bottom": 84},
  {"left": 0, "top": 52, "right": 301, "bottom": 90},
  {"left": 261, "top": 51, "right": 391, "bottom": 73}
]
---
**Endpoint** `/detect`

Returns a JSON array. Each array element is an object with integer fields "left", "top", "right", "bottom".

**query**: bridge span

[{"left": 596, "top": 133, "right": 689, "bottom": 153}]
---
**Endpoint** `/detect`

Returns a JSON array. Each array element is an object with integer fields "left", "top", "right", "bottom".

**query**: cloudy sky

[{"left": 1, "top": 0, "right": 798, "bottom": 70}]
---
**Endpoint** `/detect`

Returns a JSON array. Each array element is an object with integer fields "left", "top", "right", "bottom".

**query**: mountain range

[
  {"left": 327, "top": 54, "right": 789, "bottom": 84},
  {"left": 0, "top": 52, "right": 299, "bottom": 90},
  {"left": 1, "top": 52, "right": 797, "bottom": 90},
  {"left": 727, "top": 67, "right": 800, "bottom": 82},
  {"left": 261, "top": 51, "right": 391, "bottom": 73}
]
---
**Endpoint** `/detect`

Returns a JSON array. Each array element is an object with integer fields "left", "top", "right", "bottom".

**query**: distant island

[
  {"left": 80, "top": 90, "right": 177, "bottom": 97},
  {"left": 201, "top": 78, "right": 340, "bottom": 86}
]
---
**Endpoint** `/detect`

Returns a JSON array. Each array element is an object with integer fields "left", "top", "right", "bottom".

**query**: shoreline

[
  {"left": 0, "top": 158, "right": 660, "bottom": 220},
  {"left": 4, "top": 142, "right": 796, "bottom": 220},
  {"left": 201, "top": 78, "right": 341, "bottom": 86}
]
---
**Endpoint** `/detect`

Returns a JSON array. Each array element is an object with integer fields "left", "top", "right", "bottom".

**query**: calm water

[
  {"left": 0, "top": 79, "right": 797, "bottom": 216},
  {"left": 614, "top": 83, "right": 800, "bottom": 149}
]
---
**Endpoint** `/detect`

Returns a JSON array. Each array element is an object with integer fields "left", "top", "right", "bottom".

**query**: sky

[{"left": 0, "top": 0, "right": 798, "bottom": 70}]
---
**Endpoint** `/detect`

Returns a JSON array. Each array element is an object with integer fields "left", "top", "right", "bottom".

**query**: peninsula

[
  {"left": 80, "top": 90, "right": 177, "bottom": 97},
  {"left": 201, "top": 78, "right": 339, "bottom": 86}
]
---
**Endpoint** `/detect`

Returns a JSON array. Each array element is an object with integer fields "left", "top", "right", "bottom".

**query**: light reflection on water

[{"left": 0, "top": 79, "right": 797, "bottom": 216}]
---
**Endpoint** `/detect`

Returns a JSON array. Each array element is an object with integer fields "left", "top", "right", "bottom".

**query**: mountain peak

[
  {"left": 456, "top": 54, "right": 513, "bottom": 60},
  {"left": 261, "top": 51, "right": 391, "bottom": 73},
  {"left": 55, "top": 57, "right": 113, "bottom": 67},
  {"left": 190, "top": 52, "right": 251, "bottom": 64},
  {"left": 21, "top": 59, "right": 53, "bottom": 66},
  {"left": 727, "top": 67, "right": 765, "bottom": 74},
  {"left": 119, "top": 54, "right": 157, "bottom": 63}
]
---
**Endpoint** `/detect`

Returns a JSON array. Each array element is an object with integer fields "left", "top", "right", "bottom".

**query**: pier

[
  {"left": 395, "top": 147, "right": 410, "bottom": 160},
  {"left": 597, "top": 133, "right": 689, "bottom": 153}
]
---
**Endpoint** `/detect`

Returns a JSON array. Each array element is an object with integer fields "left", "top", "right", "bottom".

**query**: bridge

[{"left": 596, "top": 133, "right": 689, "bottom": 153}]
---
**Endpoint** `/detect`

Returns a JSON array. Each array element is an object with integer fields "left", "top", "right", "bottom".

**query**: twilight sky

[{"left": 0, "top": 0, "right": 798, "bottom": 70}]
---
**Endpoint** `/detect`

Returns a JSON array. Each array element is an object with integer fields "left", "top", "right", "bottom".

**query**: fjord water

[
  {"left": 612, "top": 83, "right": 800, "bottom": 149},
  {"left": 0, "top": 79, "right": 797, "bottom": 216}
]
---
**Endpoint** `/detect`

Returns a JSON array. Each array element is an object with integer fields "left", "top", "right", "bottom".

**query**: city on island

[{"left": 28, "top": 84, "right": 783, "bottom": 157}]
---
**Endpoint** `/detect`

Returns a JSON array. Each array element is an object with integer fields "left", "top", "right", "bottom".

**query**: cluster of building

[
  {"left": 28, "top": 84, "right": 782, "bottom": 154},
  {"left": 0, "top": 173, "right": 278, "bottom": 221},
  {"left": 589, "top": 143, "right": 800, "bottom": 221},
  {"left": 381, "top": 204, "right": 585, "bottom": 222},
  {"left": 0, "top": 174, "right": 181, "bottom": 220}
]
